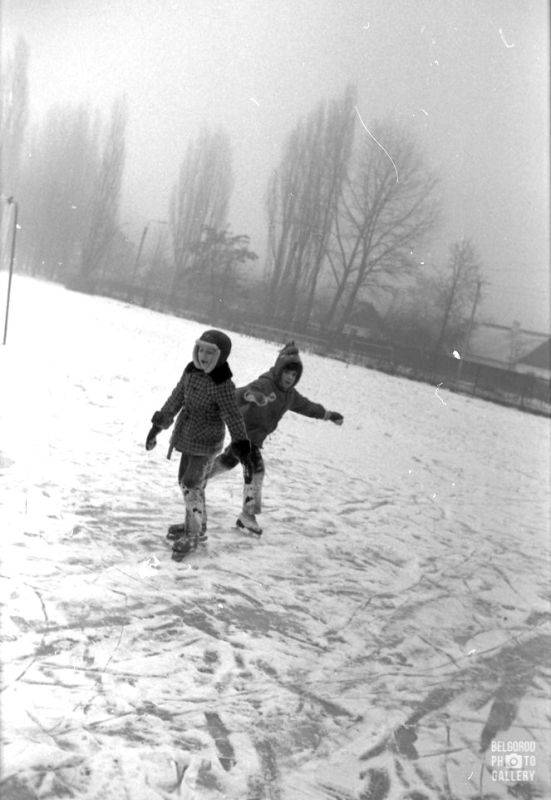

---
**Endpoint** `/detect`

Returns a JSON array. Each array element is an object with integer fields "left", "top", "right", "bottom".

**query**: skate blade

[{"left": 236, "top": 519, "right": 262, "bottom": 536}]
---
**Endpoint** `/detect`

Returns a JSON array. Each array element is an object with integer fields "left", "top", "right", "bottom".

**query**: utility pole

[
  {"left": 0, "top": 0, "right": 5, "bottom": 244},
  {"left": 131, "top": 223, "right": 149, "bottom": 285},
  {"left": 2, "top": 197, "right": 19, "bottom": 345},
  {"left": 457, "top": 279, "right": 482, "bottom": 381},
  {"left": 131, "top": 219, "right": 168, "bottom": 286}
]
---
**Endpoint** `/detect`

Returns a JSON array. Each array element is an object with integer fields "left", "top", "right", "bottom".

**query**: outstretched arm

[
  {"left": 289, "top": 390, "right": 326, "bottom": 419},
  {"left": 290, "top": 391, "right": 344, "bottom": 425}
]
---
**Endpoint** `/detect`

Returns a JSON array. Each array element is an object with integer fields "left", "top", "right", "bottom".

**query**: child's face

[
  {"left": 197, "top": 343, "right": 218, "bottom": 371},
  {"left": 280, "top": 368, "right": 298, "bottom": 389}
]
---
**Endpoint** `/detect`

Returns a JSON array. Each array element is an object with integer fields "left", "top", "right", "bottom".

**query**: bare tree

[
  {"left": 0, "top": 36, "right": 29, "bottom": 198},
  {"left": 325, "top": 121, "right": 439, "bottom": 332},
  {"left": 80, "top": 96, "right": 127, "bottom": 280},
  {"left": 432, "top": 239, "right": 482, "bottom": 355},
  {"left": 190, "top": 226, "right": 257, "bottom": 317},
  {"left": 1, "top": 35, "right": 29, "bottom": 254},
  {"left": 18, "top": 103, "right": 100, "bottom": 278},
  {"left": 169, "top": 127, "right": 233, "bottom": 295},
  {"left": 385, "top": 240, "right": 483, "bottom": 354},
  {"left": 264, "top": 84, "right": 357, "bottom": 326}
]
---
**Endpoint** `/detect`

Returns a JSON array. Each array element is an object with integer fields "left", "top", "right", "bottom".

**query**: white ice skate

[{"left": 236, "top": 511, "right": 262, "bottom": 535}]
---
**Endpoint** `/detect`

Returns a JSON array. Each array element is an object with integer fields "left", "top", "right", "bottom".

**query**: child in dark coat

[
  {"left": 145, "top": 329, "right": 251, "bottom": 554},
  {"left": 209, "top": 341, "right": 343, "bottom": 534}
]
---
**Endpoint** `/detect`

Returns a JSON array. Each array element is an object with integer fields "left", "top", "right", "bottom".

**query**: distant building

[
  {"left": 342, "top": 302, "right": 384, "bottom": 340},
  {"left": 515, "top": 338, "right": 551, "bottom": 380},
  {"left": 466, "top": 323, "right": 548, "bottom": 371}
]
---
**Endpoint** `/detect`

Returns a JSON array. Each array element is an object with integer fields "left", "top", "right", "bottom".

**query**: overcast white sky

[{"left": 2, "top": 0, "right": 549, "bottom": 330}]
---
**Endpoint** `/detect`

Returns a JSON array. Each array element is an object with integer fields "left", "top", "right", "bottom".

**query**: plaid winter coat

[{"left": 155, "top": 362, "right": 248, "bottom": 457}]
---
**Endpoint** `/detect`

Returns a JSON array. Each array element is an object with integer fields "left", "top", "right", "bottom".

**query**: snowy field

[{"left": 1, "top": 275, "right": 550, "bottom": 800}]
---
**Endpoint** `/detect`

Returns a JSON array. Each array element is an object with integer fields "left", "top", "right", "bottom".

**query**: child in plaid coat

[{"left": 145, "top": 329, "right": 250, "bottom": 554}]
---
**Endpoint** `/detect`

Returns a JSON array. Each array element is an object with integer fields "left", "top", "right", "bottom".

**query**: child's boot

[
  {"left": 246, "top": 472, "right": 264, "bottom": 514},
  {"left": 180, "top": 487, "right": 206, "bottom": 547},
  {"left": 168, "top": 504, "right": 207, "bottom": 541},
  {"left": 236, "top": 474, "right": 263, "bottom": 534},
  {"left": 167, "top": 522, "right": 187, "bottom": 540},
  {"left": 197, "top": 489, "right": 208, "bottom": 543},
  {"left": 253, "top": 472, "right": 264, "bottom": 514}
]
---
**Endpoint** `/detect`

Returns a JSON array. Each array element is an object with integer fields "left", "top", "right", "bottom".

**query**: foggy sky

[{"left": 3, "top": 0, "right": 549, "bottom": 330}]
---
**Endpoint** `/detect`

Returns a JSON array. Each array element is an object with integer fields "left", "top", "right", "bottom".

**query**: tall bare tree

[
  {"left": 325, "top": 121, "right": 439, "bottom": 332},
  {"left": 169, "top": 127, "right": 233, "bottom": 294},
  {"left": 190, "top": 226, "right": 257, "bottom": 317},
  {"left": 0, "top": 35, "right": 29, "bottom": 199},
  {"left": 1, "top": 35, "right": 29, "bottom": 257},
  {"left": 18, "top": 103, "right": 100, "bottom": 278},
  {"left": 432, "top": 239, "right": 482, "bottom": 355},
  {"left": 264, "top": 84, "right": 357, "bottom": 326},
  {"left": 385, "top": 240, "right": 483, "bottom": 353},
  {"left": 80, "top": 96, "right": 127, "bottom": 280}
]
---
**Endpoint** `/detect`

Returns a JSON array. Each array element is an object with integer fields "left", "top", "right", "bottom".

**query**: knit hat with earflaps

[
  {"left": 193, "top": 329, "right": 232, "bottom": 374},
  {"left": 273, "top": 340, "right": 303, "bottom": 385}
]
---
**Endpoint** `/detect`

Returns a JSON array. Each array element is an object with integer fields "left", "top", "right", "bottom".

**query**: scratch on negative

[
  {"left": 435, "top": 383, "right": 447, "bottom": 406},
  {"left": 498, "top": 28, "right": 515, "bottom": 48},
  {"left": 354, "top": 105, "right": 399, "bottom": 183}
]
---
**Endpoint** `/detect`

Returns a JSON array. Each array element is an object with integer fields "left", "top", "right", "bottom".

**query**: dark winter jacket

[
  {"left": 155, "top": 361, "right": 248, "bottom": 457},
  {"left": 237, "top": 343, "right": 326, "bottom": 447}
]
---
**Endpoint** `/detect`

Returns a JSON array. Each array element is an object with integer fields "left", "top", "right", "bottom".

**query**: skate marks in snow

[
  {"left": 2, "top": 487, "right": 549, "bottom": 800},
  {"left": 2, "top": 279, "right": 550, "bottom": 799},
  {"left": 356, "top": 632, "right": 551, "bottom": 800},
  {"left": 5, "top": 547, "right": 548, "bottom": 797},
  {"left": 1, "top": 551, "right": 350, "bottom": 798}
]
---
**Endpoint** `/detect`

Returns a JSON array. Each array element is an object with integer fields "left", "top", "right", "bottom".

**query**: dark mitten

[
  {"left": 151, "top": 410, "right": 173, "bottom": 429},
  {"left": 231, "top": 439, "right": 251, "bottom": 463},
  {"left": 145, "top": 424, "right": 162, "bottom": 451},
  {"left": 326, "top": 411, "right": 344, "bottom": 425}
]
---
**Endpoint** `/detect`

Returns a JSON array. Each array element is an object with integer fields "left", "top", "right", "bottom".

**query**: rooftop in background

[{"left": 468, "top": 323, "right": 550, "bottom": 370}]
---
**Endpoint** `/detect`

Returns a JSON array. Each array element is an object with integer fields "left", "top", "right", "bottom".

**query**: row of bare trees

[
  {"left": 2, "top": 36, "right": 482, "bottom": 355},
  {"left": 18, "top": 100, "right": 128, "bottom": 283},
  {"left": 1, "top": 37, "right": 129, "bottom": 282},
  {"left": 1, "top": 37, "right": 29, "bottom": 203},
  {"left": 385, "top": 239, "right": 483, "bottom": 353},
  {"left": 265, "top": 84, "right": 357, "bottom": 327},
  {"left": 262, "top": 83, "right": 483, "bottom": 352},
  {"left": 263, "top": 84, "right": 445, "bottom": 335}
]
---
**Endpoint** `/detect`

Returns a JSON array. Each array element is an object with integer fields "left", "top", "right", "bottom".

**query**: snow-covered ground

[{"left": 1, "top": 276, "right": 550, "bottom": 800}]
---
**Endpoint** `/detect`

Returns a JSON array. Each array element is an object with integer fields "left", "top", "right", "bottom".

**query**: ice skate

[{"left": 236, "top": 511, "right": 262, "bottom": 535}]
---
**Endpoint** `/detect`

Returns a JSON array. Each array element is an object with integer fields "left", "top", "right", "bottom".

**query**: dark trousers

[{"left": 178, "top": 453, "right": 214, "bottom": 490}]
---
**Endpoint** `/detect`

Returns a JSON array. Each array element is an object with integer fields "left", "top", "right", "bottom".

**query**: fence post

[
  {"left": 472, "top": 364, "right": 480, "bottom": 396},
  {"left": 519, "top": 373, "right": 533, "bottom": 410}
]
